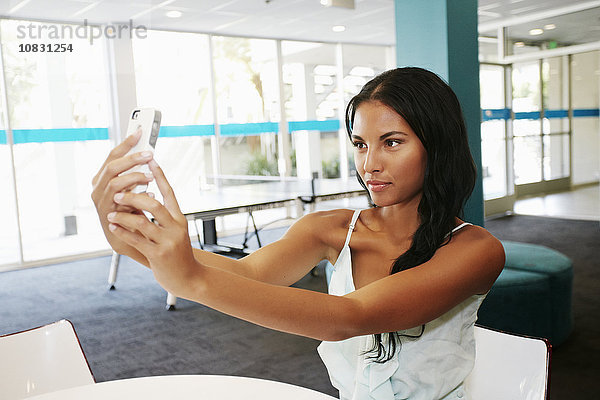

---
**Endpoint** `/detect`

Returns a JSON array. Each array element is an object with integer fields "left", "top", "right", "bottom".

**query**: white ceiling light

[
  {"left": 166, "top": 10, "right": 182, "bottom": 18},
  {"left": 314, "top": 65, "right": 337, "bottom": 75},
  {"left": 529, "top": 28, "right": 544, "bottom": 36},
  {"left": 544, "top": 24, "right": 556, "bottom": 30},
  {"left": 332, "top": 25, "right": 346, "bottom": 32},
  {"left": 321, "top": 0, "right": 355, "bottom": 9},
  {"left": 514, "top": 41, "right": 525, "bottom": 47}
]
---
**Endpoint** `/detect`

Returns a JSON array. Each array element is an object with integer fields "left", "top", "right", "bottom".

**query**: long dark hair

[{"left": 345, "top": 67, "right": 477, "bottom": 362}]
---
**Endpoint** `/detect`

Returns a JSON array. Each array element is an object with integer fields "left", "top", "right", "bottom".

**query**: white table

[{"left": 27, "top": 374, "right": 337, "bottom": 400}]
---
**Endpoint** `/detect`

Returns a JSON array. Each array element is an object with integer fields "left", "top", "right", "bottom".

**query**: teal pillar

[{"left": 394, "top": 0, "right": 484, "bottom": 227}]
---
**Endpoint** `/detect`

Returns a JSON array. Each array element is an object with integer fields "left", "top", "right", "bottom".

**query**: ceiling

[{"left": 0, "top": 0, "right": 598, "bottom": 47}]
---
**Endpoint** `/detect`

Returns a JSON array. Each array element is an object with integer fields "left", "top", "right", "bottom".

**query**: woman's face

[{"left": 351, "top": 100, "right": 427, "bottom": 208}]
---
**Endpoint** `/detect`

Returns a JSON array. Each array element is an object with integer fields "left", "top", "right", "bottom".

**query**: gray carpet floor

[{"left": 1, "top": 214, "right": 598, "bottom": 399}]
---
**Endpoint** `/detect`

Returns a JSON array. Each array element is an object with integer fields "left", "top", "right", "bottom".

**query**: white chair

[
  {"left": 0, "top": 319, "right": 95, "bottom": 399},
  {"left": 465, "top": 325, "right": 551, "bottom": 400}
]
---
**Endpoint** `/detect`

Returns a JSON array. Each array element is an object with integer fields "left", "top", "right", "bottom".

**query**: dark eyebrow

[
  {"left": 351, "top": 132, "right": 408, "bottom": 141},
  {"left": 380, "top": 131, "right": 408, "bottom": 140}
]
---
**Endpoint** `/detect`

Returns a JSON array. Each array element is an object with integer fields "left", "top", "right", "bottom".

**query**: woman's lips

[{"left": 366, "top": 180, "right": 391, "bottom": 192}]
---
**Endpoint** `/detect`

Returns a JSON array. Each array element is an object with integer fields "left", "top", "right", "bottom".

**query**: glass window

[
  {"left": 478, "top": 33, "right": 499, "bottom": 63},
  {"left": 542, "top": 56, "right": 570, "bottom": 180},
  {"left": 512, "top": 61, "right": 542, "bottom": 184},
  {"left": 0, "top": 76, "right": 20, "bottom": 266},
  {"left": 281, "top": 41, "right": 339, "bottom": 179},
  {"left": 211, "top": 36, "right": 280, "bottom": 179},
  {"left": 543, "top": 133, "right": 570, "bottom": 180},
  {"left": 570, "top": 51, "right": 600, "bottom": 185},
  {"left": 513, "top": 135, "right": 543, "bottom": 184},
  {"left": 480, "top": 64, "right": 509, "bottom": 200},
  {"left": 1, "top": 19, "right": 112, "bottom": 262},
  {"left": 132, "top": 30, "right": 214, "bottom": 199}
]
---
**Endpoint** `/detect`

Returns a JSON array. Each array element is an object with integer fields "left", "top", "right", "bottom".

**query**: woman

[{"left": 92, "top": 67, "right": 504, "bottom": 399}]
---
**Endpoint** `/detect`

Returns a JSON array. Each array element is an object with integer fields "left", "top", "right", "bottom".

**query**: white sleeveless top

[{"left": 317, "top": 209, "right": 486, "bottom": 400}]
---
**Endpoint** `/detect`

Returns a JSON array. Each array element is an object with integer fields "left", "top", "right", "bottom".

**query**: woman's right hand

[{"left": 91, "top": 129, "right": 155, "bottom": 265}]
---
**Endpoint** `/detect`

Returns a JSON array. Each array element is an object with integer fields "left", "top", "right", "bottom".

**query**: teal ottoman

[
  {"left": 478, "top": 241, "right": 573, "bottom": 345},
  {"left": 477, "top": 268, "right": 552, "bottom": 340}
]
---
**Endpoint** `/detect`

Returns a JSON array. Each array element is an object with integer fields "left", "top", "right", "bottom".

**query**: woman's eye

[
  {"left": 353, "top": 142, "right": 366, "bottom": 149},
  {"left": 386, "top": 139, "right": 402, "bottom": 147}
]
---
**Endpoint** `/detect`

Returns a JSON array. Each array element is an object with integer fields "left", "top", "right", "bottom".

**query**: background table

[
  {"left": 27, "top": 375, "right": 337, "bottom": 400},
  {"left": 179, "top": 177, "right": 366, "bottom": 254}
]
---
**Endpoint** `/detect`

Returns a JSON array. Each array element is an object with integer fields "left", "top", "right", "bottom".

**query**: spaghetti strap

[
  {"left": 343, "top": 210, "right": 362, "bottom": 248},
  {"left": 451, "top": 222, "right": 472, "bottom": 233},
  {"left": 444, "top": 222, "right": 472, "bottom": 239}
]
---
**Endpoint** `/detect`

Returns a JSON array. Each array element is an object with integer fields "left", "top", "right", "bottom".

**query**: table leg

[
  {"left": 202, "top": 219, "right": 218, "bottom": 245},
  {"left": 193, "top": 218, "right": 204, "bottom": 249},
  {"left": 166, "top": 292, "right": 177, "bottom": 311},
  {"left": 249, "top": 212, "right": 262, "bottom": 248},
  {"left": 108, "top": 251, "right": 120, "bottom": 290}
]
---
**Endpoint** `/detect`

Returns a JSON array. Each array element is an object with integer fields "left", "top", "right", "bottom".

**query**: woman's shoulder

[
  {"left": 449, "top": 220, "right": 503, "bottom": 252},
  {"left": 294, "top": 208, "right": 360, "bottom": 237},
  {"left": 298, "top": 208, "right": 359, "bottom": 227},
  {"left": 451, "top": 220, "right": 501, "bottom": 245},
  {"left": 291, "top": 209, "right": 362, "bottom": 256},
  {"left": 444, "top": 222, "right": 505, "bottom": 284}
]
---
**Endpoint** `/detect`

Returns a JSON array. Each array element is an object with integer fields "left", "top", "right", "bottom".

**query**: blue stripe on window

[
  {"left": 482, "top": 108, "right": 599, "bottom": 121},
  {"left": 482, "top": 108, "right": 511, "bottom": 121},
  {"left": 573, "top": 108, "right": 599, "bottom": 117},
  {"left": 0, "top": 128, "right": 109, "bottom": 144},
  {"left": 159, "top": 125, "right": 214, "bottom": 137},
  {"left": 545, "top": 109, "right": 568, "bottom": 119},
  {"left": 288, "top": 119, "right": 340, "bottom": 132},
  {"left": 220, "top": 122, "right": 279, "bottom": 136},
  {"left": 514, "top": 111, "right": 541, "bottom": 120}
]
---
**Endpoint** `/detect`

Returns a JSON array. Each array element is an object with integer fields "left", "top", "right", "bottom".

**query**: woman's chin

[
  {"left": 369, "top": 194, "right": 393, "bottom": 208},
  {"left": 368, "top": 192, "right": 421, "bottom": 209}
]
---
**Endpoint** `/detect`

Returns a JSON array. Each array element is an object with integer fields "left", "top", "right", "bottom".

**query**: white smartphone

[{"left": 123, "top": 108, "right": 162, "bottom": 193}]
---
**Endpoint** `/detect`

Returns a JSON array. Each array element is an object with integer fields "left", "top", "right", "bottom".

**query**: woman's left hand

[{"left": 106, "top": 159, "right": 200, "bottom": 296}]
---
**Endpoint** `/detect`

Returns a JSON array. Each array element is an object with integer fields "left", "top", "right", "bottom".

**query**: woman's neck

[{"left": 363, "top": 198, "right": 422, "bottom": 243}]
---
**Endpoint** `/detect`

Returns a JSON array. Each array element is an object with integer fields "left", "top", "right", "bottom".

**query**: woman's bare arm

[
  {"left": 107, "top": 160, "right": 505, "bottom": 341},
  {"left": 189, "top": 210, "right": 335, "bottom": 285},
  {"left": 180, "top": 227, "right": 504, "bottom": 341}
]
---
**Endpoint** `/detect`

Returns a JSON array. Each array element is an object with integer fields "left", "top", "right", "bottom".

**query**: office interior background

[{"left": 0, "top": 0, "right": 598, "bottom": 272}]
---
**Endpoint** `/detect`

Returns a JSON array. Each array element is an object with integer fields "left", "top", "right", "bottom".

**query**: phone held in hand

[{"left": 123, "top": 108, "right": 162, "bottom": 193}]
